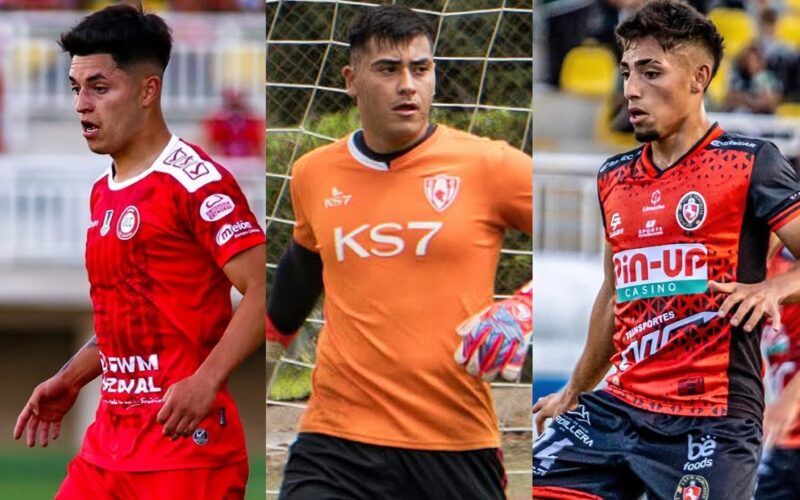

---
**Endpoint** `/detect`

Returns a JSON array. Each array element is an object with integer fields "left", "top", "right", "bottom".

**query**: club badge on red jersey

[
  {"left": 424, "top": 174, "right": 460, "bottom": 212},
  {"left": 116, "top": 206, "right": 140, "bottom": 240},
  {"left": 676, "top": 191, "right": 707, "bottom": 231}
]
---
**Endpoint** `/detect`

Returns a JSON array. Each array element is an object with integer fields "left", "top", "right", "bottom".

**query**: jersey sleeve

[
  {"left": 488, "top": 143, "right": 532, "bottom": 234},
  {"left": 184, "top": 166, "right": 265, "bottom": 269},
  {"left": 290, "top": 159, "right": 320, "bottom": 252},
  {"left": 749, "top": 142, "right": 800, "bottom": 231}
]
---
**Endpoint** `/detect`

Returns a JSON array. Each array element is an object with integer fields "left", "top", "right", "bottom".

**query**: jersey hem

[
  {"left": 77, "top": 450, "right": 249, "bottom": 473},
  {"left": 532, "top": 486, "right": 603, "bottom": 499},
  {"left": 297, "top": 426, "right": 500, "bottom": 451},
  {"left": 603, "top": 386, "right": 732, "bottom": 418}
]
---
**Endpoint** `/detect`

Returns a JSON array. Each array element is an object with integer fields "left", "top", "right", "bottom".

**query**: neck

[
  {"left": 649, "top": 109, "right": 711, "bottom": 170},
  {"left": 111, "top": 116, "right": 171, "bottom": 182},
  {"left": 361, "top": 124, "right": 430, "bottom": 154}
]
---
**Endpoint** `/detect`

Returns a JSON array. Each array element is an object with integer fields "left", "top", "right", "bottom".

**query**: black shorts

[
  {"left": 532, "top": 390, "right": 762, "bottom": 500},
  {"left": 278, "top": 432, "right": 506, "bottom": 500},
  {"left": 755, "top": 447, "right": 800, "bottom": 499}
]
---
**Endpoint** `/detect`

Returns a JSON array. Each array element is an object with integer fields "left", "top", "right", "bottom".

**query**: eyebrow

[
  {"left": 68, "top": 72, "right": 110, "bottom": 83},
  {"left": 620, "top": 58, "right": 661, "bottom": 69},
  {"left": 370, "top": 57, "right": 433, "bottom": 67}
]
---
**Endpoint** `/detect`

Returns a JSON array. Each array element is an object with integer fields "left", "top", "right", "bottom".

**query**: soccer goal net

[{"left": 266, "top": 0, "right": 532, "bottom": 495}]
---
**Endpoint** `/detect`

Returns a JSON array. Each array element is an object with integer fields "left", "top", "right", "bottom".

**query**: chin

[{"left": 634, "top": 128, "right": 660, "bottom": 143}]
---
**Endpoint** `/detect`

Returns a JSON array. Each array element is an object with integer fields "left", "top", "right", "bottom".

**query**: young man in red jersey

[
  {"left": 13, "top": 5, "right": 265, "bottom": 499},
  {"left": 266, "top": 5, "right": 532, "bottom": 499},
  {"left": 533, "top": 1, "right": 800, "bottom": 499}
]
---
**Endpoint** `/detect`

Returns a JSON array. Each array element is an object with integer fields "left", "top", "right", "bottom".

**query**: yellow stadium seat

[
  {"left": 217, "top": 41, "right": 266, "bottom": 91},
  {"left": 776, "top": 15, "right": 800, "bottom": 48},
  {"left": 12, "top": 39, "right": 56, "bottom": 80},
  {"left": 708, "top": 8, "right": 755, "bottom": 58},
  {"left": 707, "top": 56, "right": 731, "bottom": 107},
  {"left": 776, "top": 102, "right": 800, "bottom": 117},
  {"left": 787, "top": 0, "right": 800, "bottom": 15},
  {"left": 560, "top": 44, "right": 617, "bottom": 98}
]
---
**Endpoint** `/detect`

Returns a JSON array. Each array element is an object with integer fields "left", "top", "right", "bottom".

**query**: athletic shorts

[
  {"left": 755, "top": 447, "right": 800, "bottom": 499},
  {"left": 55, "top": 456, "right": 248, "bottom": 500},
  {"left": 278, "top": 432, "right": 506, "bottom": 499},
  {"left": 532, "top": 390, "right": 762, "bottom": 500}
]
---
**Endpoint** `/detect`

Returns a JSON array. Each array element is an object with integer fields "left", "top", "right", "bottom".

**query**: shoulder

[
  {"left": 708, "top": 132, "right": 768, "bottom": 155},
  {"left": 598, "top": 146, "right": 643, "bottom": 176},
  {"left": 152, "top": 137, "right": 228, "bottom": 193},
  {"left": 291, "top": 137, "right": 349, "bottom": 179},
  {"left": 434, "top": 125, "right": 530, "bottom": 165}
]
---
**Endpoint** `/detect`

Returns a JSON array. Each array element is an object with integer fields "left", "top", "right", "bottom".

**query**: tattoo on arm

[{"left": 58, "top": 335, "right": 98, "bottom": 374}]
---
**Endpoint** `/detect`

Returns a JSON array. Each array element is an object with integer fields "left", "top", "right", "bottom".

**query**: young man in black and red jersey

[
  {"left": 533, "top": 1, "right": 800, "bottom": 499},
  {"left": 12, "top": 5, "right": 266, "bottom": 499}
]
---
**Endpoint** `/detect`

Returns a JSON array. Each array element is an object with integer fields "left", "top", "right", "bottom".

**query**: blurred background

[
  {"left": 266, "top": 0, "right": 532, "bottom": 498},
  {"left": 533, "top": 0, "right": 800, "bottom": 412},
  {"left": 0, "top": 1, "right": 266, "bottom": 498}
]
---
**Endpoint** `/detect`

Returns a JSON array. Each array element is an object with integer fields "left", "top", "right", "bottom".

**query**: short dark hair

[
  {"left": 59, "top": 4, "right": 172, "bottom": 72},
  {"left": 616, "top": 0, "right": 724, "bottom": 82},
  {"left": 348, "top": 5, "right": 435, "bottom": 60}
]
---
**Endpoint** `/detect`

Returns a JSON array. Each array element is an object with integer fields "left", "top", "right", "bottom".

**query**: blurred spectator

[
  {"left": 726, "top": 42, "right": 783, "bottom": 113},
  {"left": 757, "top": 7, "right": 799, "bottom": 100},
  {"left": 201, "top": 89, "right": 264, "bottom": 158}
]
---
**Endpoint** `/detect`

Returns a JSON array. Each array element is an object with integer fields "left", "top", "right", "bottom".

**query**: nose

[
  {"left": 623, "top": 73, "right": 640, "bottom": 101},
  {"left": 74, "top": 89, "right": 93, "bottom": 114},
  {"left": 397, "top": 67, "right": 416, "bottom": 97}
]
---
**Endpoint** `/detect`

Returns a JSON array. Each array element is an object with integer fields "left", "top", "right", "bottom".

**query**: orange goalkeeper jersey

[{"left": 290, "top": 124, "right": 531, "bottom": 450}]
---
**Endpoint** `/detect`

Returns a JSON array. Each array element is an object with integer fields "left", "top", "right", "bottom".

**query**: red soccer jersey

[
  {"left": 598, "top": 124, "right": 800, "bottom": 421},
  {"left": 79, "top": 135, "right": 265, "bottom": 471},
  {"left": 764, "top": 245, "right": 800, "bottom": 447}
]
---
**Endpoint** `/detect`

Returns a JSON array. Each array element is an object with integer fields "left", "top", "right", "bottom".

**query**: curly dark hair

[
  {"left": 59, "top": 4, "right": 172, "bottom": 72},
  {"left": 616, "top": 0, "right": 724, "bottom": 82},
  {"left": 348, "top": 5, "right": 435, "bottom": 60}
]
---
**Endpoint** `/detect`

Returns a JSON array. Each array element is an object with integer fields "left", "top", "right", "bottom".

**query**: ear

[
  {"left": 692, "top": 62, "right": 712, "bottom": 94},
  {"left": 342, "top": 64, "right": 357, "bottom": 99},
  {"left": 140, "top": 75, "right": 162, "bottom": 108}
]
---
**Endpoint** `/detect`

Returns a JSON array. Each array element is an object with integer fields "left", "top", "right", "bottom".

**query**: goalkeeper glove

[{"left": 454, "top": 281, "right": 532, "bottom": 382}]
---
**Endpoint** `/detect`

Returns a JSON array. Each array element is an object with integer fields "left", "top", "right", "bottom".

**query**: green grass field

[{"left": 0, "top": 452, "right": 266, "bottom": 499}]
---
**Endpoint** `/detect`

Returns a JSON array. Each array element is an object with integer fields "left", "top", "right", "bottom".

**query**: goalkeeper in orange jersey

[{"left": 267, "top": 5, "right": 532, "bottom": 498}]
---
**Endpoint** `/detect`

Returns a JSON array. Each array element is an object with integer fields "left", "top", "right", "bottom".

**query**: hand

[
  {"left": 709, "top": 280, "right": 784, "bottom": 332},
  {"left": 14, "top": 375, "right": 80, "bottom": 447},
  {"left": 454, "top": 283, "right": 532, "bottom": 382},
  {"left": 763, "top": 393, "right": 800, "bottom": 450},
  {"left": 156, "top": 373, "right": 219, "bottom": 440},
  {"left": 532, "top": 389, "right": 578, "bottom": 435}
]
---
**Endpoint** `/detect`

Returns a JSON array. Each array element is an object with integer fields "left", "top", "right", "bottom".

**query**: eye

[
  {"left": 95, "top": 86, "right": 108, "bottom": 94},
  {"left": 70, "top": 86, "right": 80, "bottom": 95},
  {"left": 620, "top": 70, "right": 630, "bottom": 80},
  {"left": 379, "top": 66, "right": 396, "bottom": 74},
  {"left": 644, "top": 70, "right": 659, "bottom": 79}
]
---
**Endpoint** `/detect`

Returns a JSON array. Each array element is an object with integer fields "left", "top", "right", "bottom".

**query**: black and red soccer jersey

[
  {"left": 598, "top": 123, "right": 800, "bottom": 421},
  {"left": 79, "top": 135, "right": 265, "bottom": 471}
]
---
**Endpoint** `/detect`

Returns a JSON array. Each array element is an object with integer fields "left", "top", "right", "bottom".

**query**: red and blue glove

[{"left": 454, "top": 281, "right": 532, "bottom": 381}]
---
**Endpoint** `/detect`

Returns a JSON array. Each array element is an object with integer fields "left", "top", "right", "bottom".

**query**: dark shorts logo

[
  {"left": 676, "top": 191, "right": 706, "bottom": 231},
  {"left": 192, "top": 428, "right": 209, "bottom": 446},
  {"left": 674, "top": 474, "right": 709, "bottom": 500}
]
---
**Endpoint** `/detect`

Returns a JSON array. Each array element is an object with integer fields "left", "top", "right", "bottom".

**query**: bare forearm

[
  {"left": 565, "top": 279, "right": 616, "bottom": 398},
  {"left": 195, "top": 282, "right": 266, "bottom": 389},
  {"left": 57, "top": 336, "right": 102, "bottom": 389}
]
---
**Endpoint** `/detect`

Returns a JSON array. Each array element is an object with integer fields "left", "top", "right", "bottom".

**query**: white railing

[
  {"left": 0, "top": 11, "right": 265, "bottom": 150},
  {"left": 0, "top": 154, "right": 265, "bottom": 265}
]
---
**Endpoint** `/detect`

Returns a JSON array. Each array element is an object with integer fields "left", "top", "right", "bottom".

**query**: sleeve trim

[{"left": 769, "top": 200, "right": 800, "bottom": 230}]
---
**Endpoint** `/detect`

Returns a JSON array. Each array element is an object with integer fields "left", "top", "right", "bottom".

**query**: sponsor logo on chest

[
  {"left": 100, "top": 209, "right": 114, "bottom": 237},
  {"left": 613, "top": 244, "right": 708, "bottom": 302}
]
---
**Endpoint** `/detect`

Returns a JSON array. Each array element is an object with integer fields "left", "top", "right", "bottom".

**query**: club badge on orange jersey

[
  {"left": 674, "top": 474, "right": 709, "bottom": 500},
  {"left": 424, "top": 174, "right": 460, "bottom": 213}
]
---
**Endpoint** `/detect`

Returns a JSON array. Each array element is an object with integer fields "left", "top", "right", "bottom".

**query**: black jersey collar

[
  {"left": 642, "top": 122, "right": 722, "bottom": 177},
  {"left": 348, "top": 124, "right": 437, "bottom": 171}
]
